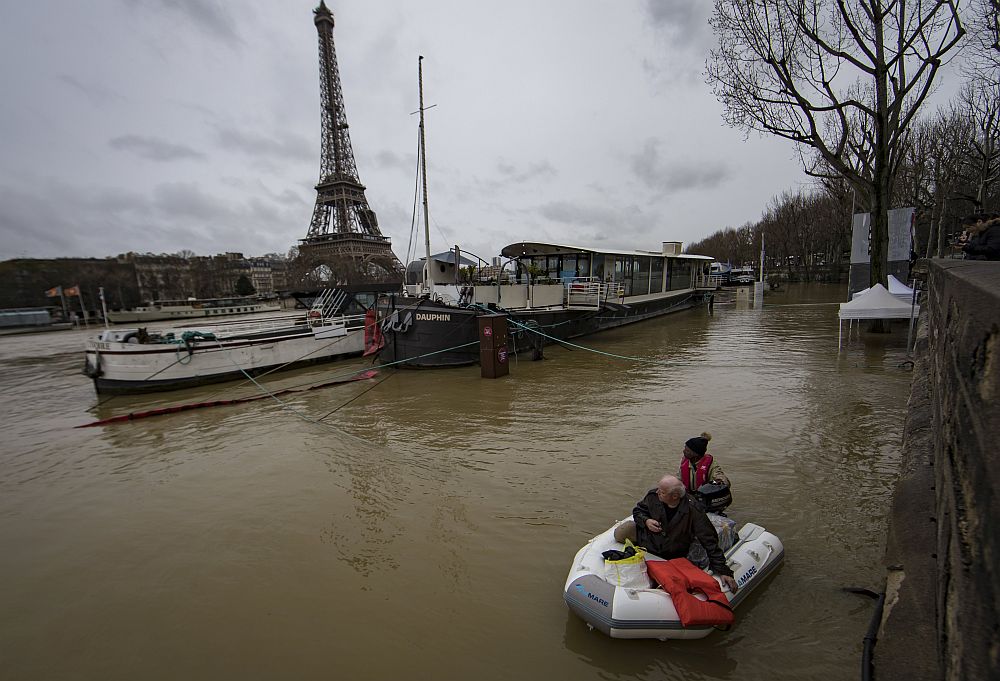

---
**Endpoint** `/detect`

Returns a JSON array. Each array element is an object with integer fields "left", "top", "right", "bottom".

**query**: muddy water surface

[{"left": 0, "top": 284, "right": 914, "bottom": 680}]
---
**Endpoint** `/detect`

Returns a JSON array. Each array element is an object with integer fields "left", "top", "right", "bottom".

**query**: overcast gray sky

[{"left": 1, "top": 1, "right": 827, "bottom": 263}]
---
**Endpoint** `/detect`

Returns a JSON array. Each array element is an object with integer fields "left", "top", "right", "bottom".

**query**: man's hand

[
  {"left": 720, "top": 574, "right": 738, "bottom": 593},
  {"left": 645, "top": 518, "right": 662, "bottom": 533}
]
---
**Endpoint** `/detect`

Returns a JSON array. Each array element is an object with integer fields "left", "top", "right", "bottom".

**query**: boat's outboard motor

[{"left": 694, "top": 482, "right": 733, "bottom": 514}]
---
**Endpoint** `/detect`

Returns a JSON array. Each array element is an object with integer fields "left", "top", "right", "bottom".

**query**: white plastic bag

[{"left": 603, "top": 539, "right": 649, "bottom": 588}]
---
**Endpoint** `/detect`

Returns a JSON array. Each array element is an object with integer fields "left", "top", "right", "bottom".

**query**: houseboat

[
  {"left": 85, "top": 289, "right": 365, "bottom": 394},
  {"left": 375, "top": 241, "right": 715, "bottom": 368}
]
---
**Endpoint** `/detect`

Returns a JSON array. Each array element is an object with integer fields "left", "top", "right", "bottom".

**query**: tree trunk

[
  {"left": 869, "top": 9, "right": 891, "bottom": 334},
  {"left": 935, "top": 208, "right": 949, "bottom": 259}
]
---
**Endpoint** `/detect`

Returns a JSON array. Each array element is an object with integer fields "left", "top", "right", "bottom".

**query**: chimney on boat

[{"left": 662, "top": 242, "right": 682, "bottom": 256}]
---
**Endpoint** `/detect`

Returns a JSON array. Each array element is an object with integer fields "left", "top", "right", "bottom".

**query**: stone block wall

[{"left": 925, "top": 261, "right": 1000, "bottom": 680}]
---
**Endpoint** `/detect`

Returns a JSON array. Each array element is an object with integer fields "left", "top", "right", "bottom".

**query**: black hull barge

[{"left": 376, "top": 241, "right": 715, "bottom": 368}]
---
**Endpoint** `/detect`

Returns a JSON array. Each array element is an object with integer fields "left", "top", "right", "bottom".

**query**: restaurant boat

[
  {"left": 375, "top": 240, "right": 716, "bottom": 368},
  {"left": 84, "top": 289, "right": 365, "bottom": 394},
  {"left": 106, "top": 296, "right": 282, "bottom": 323},
  {"left": 563, "top": 518, "right": 784, "bottom": 640}
]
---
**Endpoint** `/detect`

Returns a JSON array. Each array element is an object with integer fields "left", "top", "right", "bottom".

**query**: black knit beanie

[{"left": 685, "top": 436, "right": 708, "bottom": 456}]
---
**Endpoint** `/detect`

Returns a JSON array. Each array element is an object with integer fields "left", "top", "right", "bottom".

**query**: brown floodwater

[{"left": 0, "top": 284, "right": 914, "bottom": 680}]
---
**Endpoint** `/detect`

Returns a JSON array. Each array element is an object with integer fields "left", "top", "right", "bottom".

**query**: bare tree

[
  {"left": 894, "top": 110, "right": 966, "bottom": 257},
  {"left": 953, "top": 78, "right": 1000, "bottom": 212},
  {"left": 964, "top": 0, "right": 1000, "bottom": 70},
  {"left": 707, "top": 0, "right": 964, "bottom": 312}
]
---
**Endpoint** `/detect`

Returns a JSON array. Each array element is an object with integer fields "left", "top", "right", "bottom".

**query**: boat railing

[
  {"left": 169, "top": 312, "right": 367, "bottom": 340},
  {"left": 566, "top": 278, "right": 612, "bottom": 307},
  {"left": 309, "top": 288, "right": 348, "bottom": 321}
]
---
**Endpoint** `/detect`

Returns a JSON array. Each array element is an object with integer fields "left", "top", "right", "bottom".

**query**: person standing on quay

[
  {"left": 957, "top": 213, "right": 1000, "bottom": 261},
  {"left": 678, "top": 432, "right": 730, "bottom": 494}
]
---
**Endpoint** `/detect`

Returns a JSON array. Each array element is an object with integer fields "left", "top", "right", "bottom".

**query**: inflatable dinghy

[{"left": 563, "top": 519, "right": 783, "bottom": 640}]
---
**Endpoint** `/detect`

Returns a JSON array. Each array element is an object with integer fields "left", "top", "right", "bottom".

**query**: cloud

[
  {"left": 215, "top": 126, "right": 314, "bottom": 163},
  {"left": 109, "top": 135, "right": 206, "bottom": 162},
  {"left": 537, "top": 201, "right": 620, "bottom": 229},
  {"left": 151, "top": 182, "right": 232, "bottom": 221},
  {"left": 371, "top": 149, "right": 413, "bottom": 173},
  {"left": 57, "top": 75, "right": 125, "bottom": 107},
  {"left": 639, "top": 0, "right": 714, "bottom": 85},
  {"left": 0, "top": 178, "right": 302, "bottom": 260},
  {"left": 642, "top": 0, "right": 712, "bottom": 49},
  {"left": 468, "top": 159, "right": 558, "bottom": 197},
  {"left": 495, "top": 159, "right": 557, "bottom": 185},
  {"left": 629, "top": 139, "right": 731, "bottom": 193},
  {"left": 123, "top": 0, "right": 243, "bottom": 48},
  {"left": 220, "top": 177, "right": 308, "bottom": 207},
  {"left": 0, "top": 185, "right": 79, "bottom": 258},
  {"left": 532, "top": 200, "right": 662, "bottom": 247}
]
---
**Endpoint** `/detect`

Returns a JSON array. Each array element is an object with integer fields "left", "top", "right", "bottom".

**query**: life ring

[{"left": 308, "top": 310, "right": 322, "bottom": 319}]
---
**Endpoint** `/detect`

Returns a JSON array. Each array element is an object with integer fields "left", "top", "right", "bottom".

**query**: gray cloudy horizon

[{"left": 1, "top": 0, "right": 817, "bottom": 263}]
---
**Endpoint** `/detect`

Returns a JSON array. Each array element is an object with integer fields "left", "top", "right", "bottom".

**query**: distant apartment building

[
  {"left": 118, "top": 253, "right": 195, "bottom": 302},
  {"left": 263, "top": 254, "right": 290, "bottom": 292},
  {"left": 213, "top": 253, "right": 252, "bottom": 296},
  {"left": 249, "top": 258, "right": 274, "bottom": 294}
]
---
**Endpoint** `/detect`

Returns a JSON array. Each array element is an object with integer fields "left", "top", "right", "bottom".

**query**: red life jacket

[
  {"left": 645, "top": 558, "right": 734, "bottom": 627},
  {"left": 680, "top": 453, "right": 713, "bottom": 491}
]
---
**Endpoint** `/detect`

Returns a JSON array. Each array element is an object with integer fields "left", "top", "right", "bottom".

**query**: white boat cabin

[{"left": 498, "top": 241, "right": 715, "bottom": 296}]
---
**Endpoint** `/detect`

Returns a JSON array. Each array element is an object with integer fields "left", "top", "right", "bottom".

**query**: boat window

[
  {"left": 561, "top": 255, "right": 577, "bottom": 282},
  {"left": 613, "top": 257, "right": 634, "bottom": 295},
  {"left": 546, "top": 256, "right": 560, "bottom": 279},
  {"left": 577, "top": 255, "right": 590, "bottom": 278},
  {"left": 632, "top": 256, "right": 651, "bottom": 296},
  {"left": 669, "top": 260, "right": 692, "bottom": 290},
  {"left": 650, "top": 257, "right": 664, "bottom": 293}
]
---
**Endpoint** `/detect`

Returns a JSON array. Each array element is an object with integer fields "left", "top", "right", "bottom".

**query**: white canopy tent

[
  {"left": 838, "top": 283, "right": 920, "bottom": 349},
  {"left": 851, "top": 274, "right": 914, "bottom": 303}
]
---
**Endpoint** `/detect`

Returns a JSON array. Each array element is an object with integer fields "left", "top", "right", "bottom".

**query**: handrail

[{"left": 155, "top": 312, "right": 367, "bottom": 342}]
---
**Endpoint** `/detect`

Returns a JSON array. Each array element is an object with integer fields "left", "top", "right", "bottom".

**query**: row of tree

[{"left": 693, "top": 0, "right": 999, "bottom": 286}]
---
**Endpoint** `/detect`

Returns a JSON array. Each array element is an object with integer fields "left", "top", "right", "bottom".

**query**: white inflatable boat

[{"left": 563, "top": 519, "right": 784, "bottom": 640}]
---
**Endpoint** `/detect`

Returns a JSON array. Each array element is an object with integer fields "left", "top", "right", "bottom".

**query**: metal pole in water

[
  {"left": 753, "top": 234, "right": 765, "bottom": 309},
  {"left": 99, "top": 287, "right": 110, "bottom": 329}
]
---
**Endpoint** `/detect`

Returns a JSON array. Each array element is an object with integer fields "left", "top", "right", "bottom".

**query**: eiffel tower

[{"left": 298, "top": 1, "right": 404, "bottom": 284}]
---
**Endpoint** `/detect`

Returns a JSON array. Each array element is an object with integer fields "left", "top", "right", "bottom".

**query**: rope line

[{"left": 318, "top": 371, "right": 396, "bottom": 421}]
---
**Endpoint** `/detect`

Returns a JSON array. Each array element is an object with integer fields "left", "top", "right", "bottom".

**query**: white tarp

[
  {"left": 840, "top": 283, "right": 917, "bottom": 320},
  {"left": 850, "top": 208, "right": 915, "bottom": 264},
  {"left": 851, "top": 274, "right": 915, "bottom": 303}
]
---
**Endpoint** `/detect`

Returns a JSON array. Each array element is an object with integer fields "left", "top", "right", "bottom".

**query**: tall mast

[{"left": 418, "top": 56, "right": 434, "bottom": 294}]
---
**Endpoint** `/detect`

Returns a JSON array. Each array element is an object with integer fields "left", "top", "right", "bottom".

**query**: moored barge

[{"left": 375, "top": 241, "right": 715, "bottom": 368}]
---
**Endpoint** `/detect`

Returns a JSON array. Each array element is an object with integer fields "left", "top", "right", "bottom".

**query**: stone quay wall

[{"left": 879, "top": 260, "right": 1000, "bottom": 680}]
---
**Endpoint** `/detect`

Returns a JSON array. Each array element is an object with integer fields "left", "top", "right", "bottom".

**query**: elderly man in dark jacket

[{"left": 633, "top": 475, "right": 739, "bottom": 592}]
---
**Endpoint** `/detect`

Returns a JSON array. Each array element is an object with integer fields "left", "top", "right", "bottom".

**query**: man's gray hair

[{"left": 658, "top": 475, "right": 686, "bottom": 497}]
